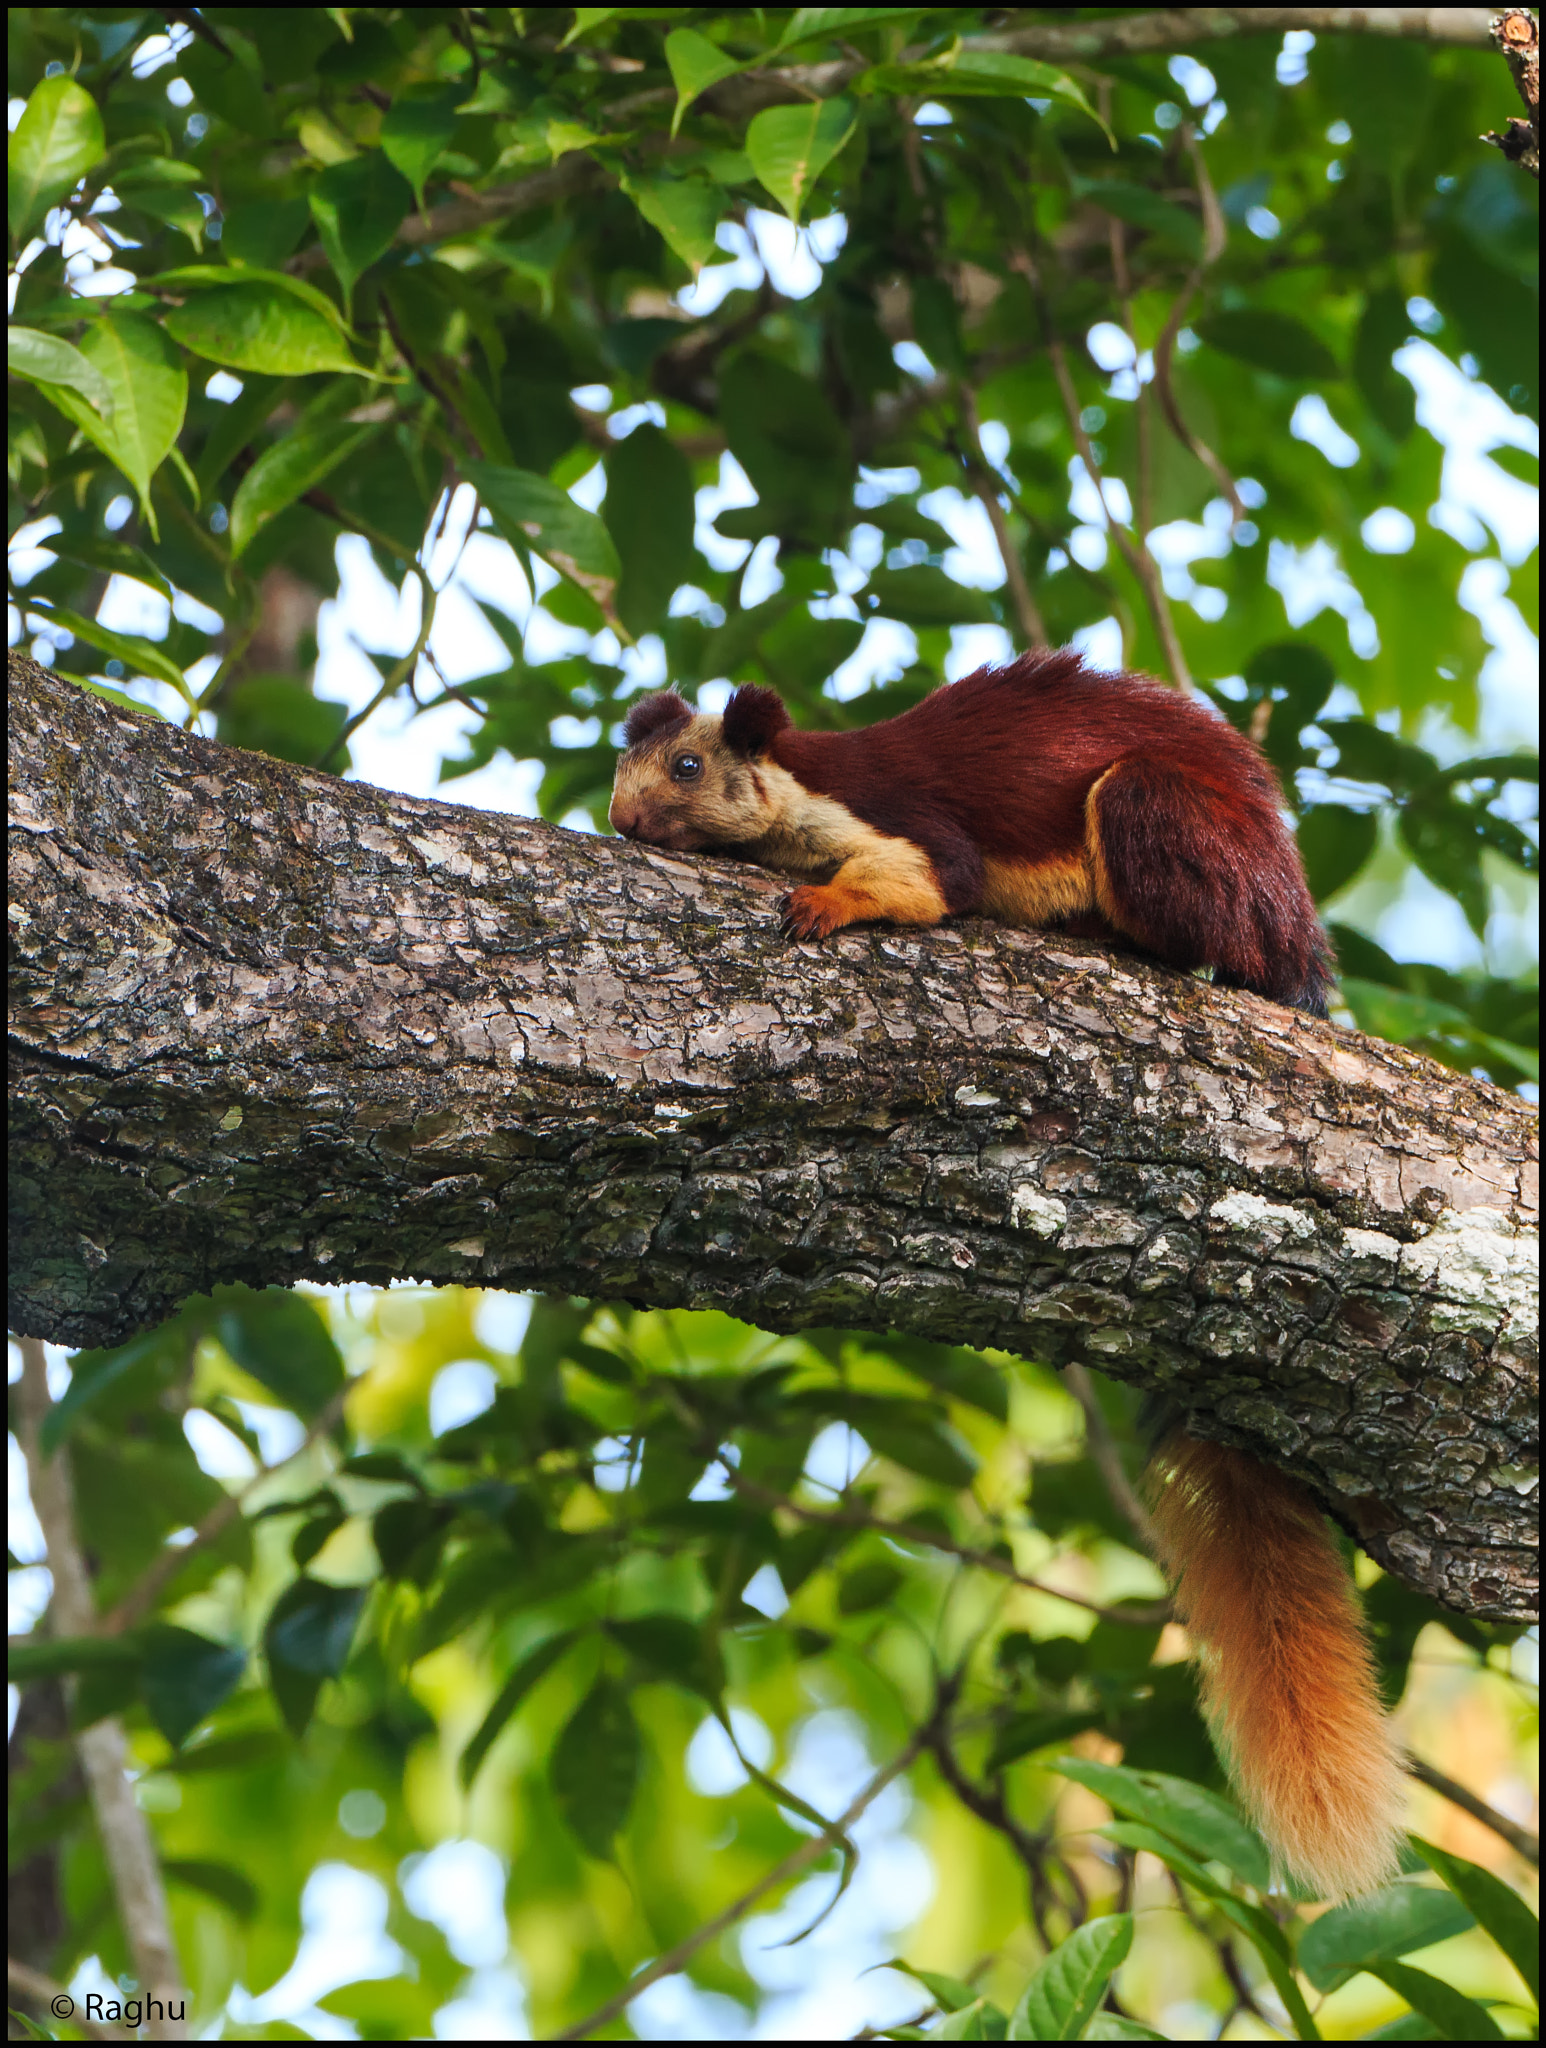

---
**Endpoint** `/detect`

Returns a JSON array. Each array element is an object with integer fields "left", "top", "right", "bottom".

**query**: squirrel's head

[{"left": 609, "top": 685, "right": 791, "bottom": 851}]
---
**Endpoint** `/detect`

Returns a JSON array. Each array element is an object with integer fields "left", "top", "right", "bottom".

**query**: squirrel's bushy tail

[{"left": 1147, "top": 1431, "right": 1407, "bottom": 1899}]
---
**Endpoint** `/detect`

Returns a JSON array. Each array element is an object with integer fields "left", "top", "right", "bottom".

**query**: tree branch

[
  {"left": 1406, "top": 1753, "right": 1540, "bottom": 1866},
  {"left": 556, "top": 1718, "right": 933, "bottom": 2040},
  {"left": 1011, "top": 248, "right": 1196, "bottom": 691},
  {"left": 7, "top": 652, "right": 1538, "bottom": 1620},
  {"left": 96, "top": 1381, "right": 354, "bottom": 1637},
  {"left": 982, "top": 9, "right": 1498, "bottom": 60},
  {"left": 14, "top": 1340, "right": 188, "bottom": 2042},
  {"left": 717, "top": 1461, "right": 1170, "bottom": 1625},
  {"left": 1485, "top": 8, "right": 1541, "bottom": 177}
]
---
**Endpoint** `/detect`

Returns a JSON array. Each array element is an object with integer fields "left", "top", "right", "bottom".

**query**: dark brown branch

[
  {"left": 8, "top": 652, "right": 1538, "bottom": 1621},
  {"left": 1485, "top": 8, "right": 1541, "bottom": 176}
]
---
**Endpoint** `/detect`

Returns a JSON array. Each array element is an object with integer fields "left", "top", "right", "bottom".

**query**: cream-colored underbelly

[{"left": 979, "top": 853, "right": 1095, "bottom": 927}]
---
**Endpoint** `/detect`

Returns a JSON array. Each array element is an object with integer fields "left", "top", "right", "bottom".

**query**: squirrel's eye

[{"left": 672, "top": 753, "right": 703, "bottom": 781}]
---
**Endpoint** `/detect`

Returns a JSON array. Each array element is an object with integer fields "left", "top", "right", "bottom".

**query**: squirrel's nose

[{"left": 611, "top": 806, "right": 641, "bottom": 839}]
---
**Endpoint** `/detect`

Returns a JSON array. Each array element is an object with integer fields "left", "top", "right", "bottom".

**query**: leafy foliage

[
  {"left": 10, "top": 1287, "right": 1540, "bottom": 2038},
  {"left": 6, "top": 2, "right": 1537, "bottom": 1085},
  {"left": 6, "top": 7, "right": 1539, "bottom": 2040}
]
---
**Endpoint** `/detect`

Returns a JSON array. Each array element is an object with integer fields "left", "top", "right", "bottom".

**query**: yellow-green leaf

[
  {"left": 40, "top": 311, "right": 187, "bottom": 533},
  {"left": 746, "top": 97, "right": 856, "bottom": 224},
  {"left": 8, "top": 75, "right": 106, "bottom": 240},
  {"left": 665, "top": 27, "right": 743, "bottom": 137},
  {"left": 228, "top": 420, "right": 378, "bottom": 559},
  {"left": 621, "top": 172, "right": 721, "bottom": 272},
  {"left": 29, "top": 601, "right": 193, "bottom": 703},
  {"left": 161, "top": 281, "right": 368, "bottom": 376},
  {"left": 8, "top": 324, "right": 114, "bottom": 418}
]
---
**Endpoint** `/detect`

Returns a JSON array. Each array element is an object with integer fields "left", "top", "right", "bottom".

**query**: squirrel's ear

[
  {"left": 622, "top": 689, "right": 692, "bottom": 748},
  {"left": 722, "top": 684, "right": 790, "bottom": 756}
]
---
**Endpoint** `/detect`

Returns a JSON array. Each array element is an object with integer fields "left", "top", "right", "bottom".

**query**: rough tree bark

[{"left": 8, "top": 653, "right": 1538, "bottom": 1619}]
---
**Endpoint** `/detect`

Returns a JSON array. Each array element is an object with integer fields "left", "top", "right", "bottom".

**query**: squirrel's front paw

[{"left": 780, "top": 885, "right": 850, "bottom": 941}]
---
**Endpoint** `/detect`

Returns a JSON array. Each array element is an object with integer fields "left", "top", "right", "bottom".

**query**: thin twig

[
  {"left": 98, "top": 1380, "right": 353, "bottom": 1636},
  {"left": 1099, "top": 80, "right": 1153, "bottom": 541},
  {"left": 957, "top": 385, "right": 1049, "bottom": 648},
  {"left": 320, "top": 567, "right": 438, "bottom": 769},
  {"left": 555, "top": 1721, "right": 934, "bottom": 2040},
  {"left": 15, "top": 1341, "right": 188, "bottom": 2041},
  {"left": 1062, "top": 1362, "right": 1160, "bottom": 1556},
  {"left": 1406, "top": 1753, "right": 1539, "bottom": 1866},
  {"left": 926, "top": 1717, "right": 1080, "bottom": 1948},
  {"left": 719, "top": 1463, "right": 1170, "bottom": 1626},
  {"left": 1151, "top": 124, "right": 1247, "bottom": 527},
  {"left": 1166, "top": 1867, "right": 1272, "bottom": 2027},
  {"left": 1009, "top": 245, "right": 1194, "bottom": 691}
]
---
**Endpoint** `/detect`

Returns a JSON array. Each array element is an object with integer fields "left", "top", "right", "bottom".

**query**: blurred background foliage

[{"left": 5, "top": 5, "right": 1539, "bottom": 2041}]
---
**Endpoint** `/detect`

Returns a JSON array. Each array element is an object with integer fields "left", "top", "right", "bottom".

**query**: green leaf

[
  {"left": 607, "top": 1615, "right": 717, "bottom": 1696},
  {"left": 467, "top": 458, "right": 621, "bottom": 624},
  {"left": 866, "top": 566, "right": 999, "bottom": 626},
  {"left": 137, "top": 1624, "right": 247, "bottom": 1749},
  {"left": 1370, "top": 1961, "right": 1503, "bottom": 2041},
  {"left": 1298, "top": 1882, "right": 1475, "bottom": 1994},
  {"left": 163, "top": 1730, "right": 288, "bottom": 1775},
  {"left": 162, "top": 1858, "right": 260, "bottom": 1922},
  {"left": 229, "top": 419, "right": 377, "bottom": 559},
  {"left": 194, "top": 372, "right": 287, "bottom": 501},
  {"left": 1408, "top": 1837, "right": 1539, "bottom": 2004},
  {"left": 551, "top": 1677, "right": 641, "bottom": 1858},
  {"left": 1084, "top": 2020, "right": 1168, "bottom": 2042},
  {"left": 936, "top": 2001, "right": 988, "bottom": 2040},
  {"left": 460, "top": 1629, "right": 584, "bottom": 1787},
  {"left": 8, "top": 75, "right": 106, "bottom": 241},
  {"left": 1076, "top": 180, "right": 1201, "bottom": 257},
  {"left": 866, "top": 1418, "right": 979, "bottom": 1487},
  {"left": 211, "top": 1287, "right": 346, "bottom": 1415},
  {"left": 986, "top": 1710, "right": 1103, "bottom": 1774},
  {"left": 779, "top": 8, "right": 928, "bottom": 47},
  {"left": 665, "top": 27, "right": 743, "bottom": 136},
  {"left": 40, "top": 311, "right": 187, "bottom": 530},
  {"left": 264, "top": 1577, "right": 365, "bottom": 1733},
  {"left": 880, "top": 1962, "right": 984, "bottom": 2014},
  {"left": 837, "top": 1560, "right": 906, "bottom": 1613},
  {"left": 1008, "top": 1914, "right": 1132, "bottom": 2041},
  {"left": 38, "top": 530, "right": 173, "bottom": 602},
  {"left": 381, "top": 85, "right": 463, "bottom": 210},
  {"left": 1195, "top": 311, "right": 1339, "bottom": 381},
  {"left": 746, "top": 98, "right": 856, "bottom": 225},
  {"left": 308, "top": 151, "right": 413, "bottom": 308},
  {"left": 162, "top": 281, "right": 367, "bottom": 377},
  {"left": 935, "top": 51, "right": 1108, "bottom": 136},
  {"left": 8, "top": 325, "right": 114, "bottom": 418},
  {"left": 1048, "top": 1759, "right": 1271, "bottom": 1891},
  {"left": 8, "top": 1634, "right": 141, "bottom": 1682},
  {"left": 621, "top": 171, "right": 722, "bottom": 273},
  {"left": 29, "top": 602, "right": 192, "bottom": 703},
  {"left": 216, "top": 673, "right": 352, "bottom": 771},
  {"left": 1297, "top": 805, "right": 1378, "bottom": 903}
]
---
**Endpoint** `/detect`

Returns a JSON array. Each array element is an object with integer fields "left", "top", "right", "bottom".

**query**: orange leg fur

[
  {"left": 1147, "top": 1433, "right": 1407, "bottom": 1898},
  {"left": 781, "top": 842, "right": 947, "bottom": 939}
]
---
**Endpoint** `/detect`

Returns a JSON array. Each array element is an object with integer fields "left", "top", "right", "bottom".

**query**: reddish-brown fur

[
  {"left": 1147, "top": 1433, "right": 1407, "bottom": 1898},
  {"left": 743, "top": 653, "right": 1329, "bottom": 1010}
]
